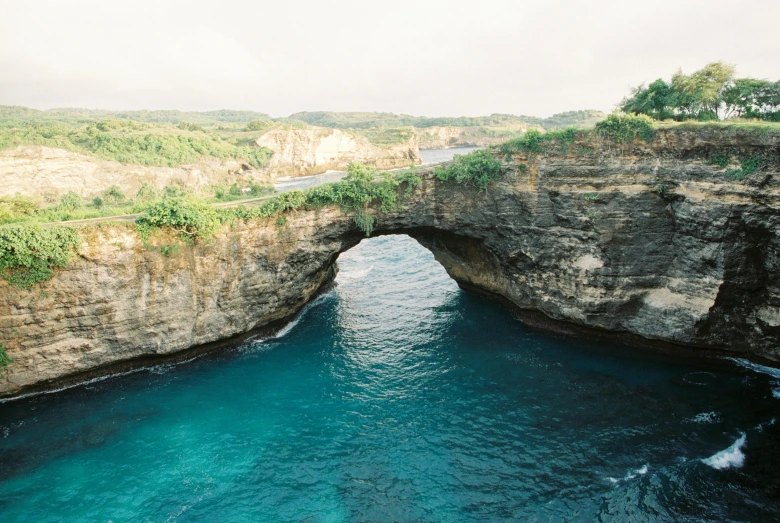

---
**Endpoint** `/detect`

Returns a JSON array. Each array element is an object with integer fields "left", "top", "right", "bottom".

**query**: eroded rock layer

[{"left": 1, "top": 127, "right": 778, "bottom": 398}]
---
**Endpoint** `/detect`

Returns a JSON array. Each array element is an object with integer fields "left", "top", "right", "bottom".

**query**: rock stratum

[{"left": 1, "top": 126, "right": 779, "bottom": 398}]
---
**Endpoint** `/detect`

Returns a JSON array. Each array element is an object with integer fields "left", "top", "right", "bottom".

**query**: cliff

[
  {"left": 255, "top": 127, "right": 420, "bottom": 176},
  {"left": 415, "top": 125, "right": 542, "bottom": 149},
  {"left": 0, "top": 145, "right": 268, "bottom": 200},
  {"left": 1, "top": 126, "right": 779, "bottom": 398}
]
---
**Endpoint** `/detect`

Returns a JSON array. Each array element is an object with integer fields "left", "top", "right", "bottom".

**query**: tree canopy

[{"left": 619, "top": 62, "right": 779, "bottom": 122}]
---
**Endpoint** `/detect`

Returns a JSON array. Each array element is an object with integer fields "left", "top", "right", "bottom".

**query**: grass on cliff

[
  {"left": 0, "top": 119, "right": 274, "bottom": 168},
  {"left": 434, "top": 149, "right": 502, "bottom": 191},
  {"left": 0, "top": 342, "right": 11, "bottom": 378}
]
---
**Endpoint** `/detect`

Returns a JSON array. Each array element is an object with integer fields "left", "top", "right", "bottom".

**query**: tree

[
  {"left": 669, "top": 61, "right": 735, "bottom": 120},
  {"left": 620, "top": 79, "right": 674, "bottom": 120}
]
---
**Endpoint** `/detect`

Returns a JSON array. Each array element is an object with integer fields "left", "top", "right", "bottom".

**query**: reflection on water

[{"left": 1, "top": 236, "right": 779, "bottom": 521}]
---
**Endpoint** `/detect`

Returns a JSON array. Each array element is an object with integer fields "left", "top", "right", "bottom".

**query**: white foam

[
  {"left": 702, "top": 433, "right": 746, "bottom": 470},
  {"left": 689, "top": 411, "right": 720, "bottom": 424},
  {"left": 726, "top": 358, "right": 780, "bottom": 379},
  {"left": 247, "top": 292, "right": 331, "bottom": 348},
  {"left": 608, "top": 464, "right": 649, "bottom": 484},
  {"left": 337, "top": 265, "right": 373, "bottom": 283}
]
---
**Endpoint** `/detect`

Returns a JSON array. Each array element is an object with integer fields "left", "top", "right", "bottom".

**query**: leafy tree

[
  {"left": 620, "top": 79, "right": 674, "bottom": 120},
  {"left": 723, "top": 79, "right": 780, "bottom": 120}
]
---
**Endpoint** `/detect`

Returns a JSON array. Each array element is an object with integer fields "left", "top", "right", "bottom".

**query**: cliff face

[
  {"left": 1, "top": 127, "right": 779, "bottom": 398},
  {"left": 256, "top": 127, "right": 420, "bottom": 176},
  {"left": 415, "top": 125, "right": 542, "bottom": 149},
  {"left": 0, "top": 145, "right": 266, "bottom": 200}
]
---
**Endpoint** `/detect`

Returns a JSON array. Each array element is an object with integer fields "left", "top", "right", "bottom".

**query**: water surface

[{"left": 1, "top": 236, "right": 779, "bottom": 521}]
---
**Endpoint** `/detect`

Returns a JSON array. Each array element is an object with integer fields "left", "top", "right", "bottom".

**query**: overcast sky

[{"left": 1, "top": 0, "right": 778, "bottom": 118}]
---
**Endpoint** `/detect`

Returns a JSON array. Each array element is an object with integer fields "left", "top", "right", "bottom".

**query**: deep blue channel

[{"left": 1, "top": 235, "right": 779, "bottom": 521}]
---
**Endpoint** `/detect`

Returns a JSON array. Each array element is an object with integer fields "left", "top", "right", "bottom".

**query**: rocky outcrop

[
  {"left": 0, "top": 145, "right": 267, "bottom": 201},
  {"left": 1, "top": 126, "right": 779, "bottom": 398},
  {"left": 256, "top": 127, "right": 420, "bottom": 176},
  {"left": 415, "top": 125, "right": 541, "bottom": 149}
]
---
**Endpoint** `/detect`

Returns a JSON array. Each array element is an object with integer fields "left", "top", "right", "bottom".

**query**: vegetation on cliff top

[
  {"left": 434, "top": 149, "right": 502, "bottom": 191},
  {"left": 0, "top": 119, "right": 274, "bottom": 168},
  {"left": 619, "top": 61, "right": 780, "bottom": 122},
  {"left": 0, "top": 223, "right": 80, "bottom": 288}
]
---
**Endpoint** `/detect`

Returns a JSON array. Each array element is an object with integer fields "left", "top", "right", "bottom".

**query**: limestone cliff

[
  {"left": 0, "top": 145, "right": 268, "bottom": 200},
  {"left": 1, "top": 126, "right": 779, "bottom": 398},
  {"left": 256, "top": 127, "right": 420, "bottom": 176},
  {"left": 415, "top": 124, "right": 542, "bottom": 149}
]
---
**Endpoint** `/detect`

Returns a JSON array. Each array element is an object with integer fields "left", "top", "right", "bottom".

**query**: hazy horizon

[{"left": 2, "top": 0, "right": 779, "bottom": 118}]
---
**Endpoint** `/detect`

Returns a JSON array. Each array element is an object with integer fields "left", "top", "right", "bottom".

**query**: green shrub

[
  {"left": 229, "top": 183, "right": 242, "bottom": 197},
  {"left": 92, "top": 196, "right": 104, "bottom": 208},
  {"left": 434, "top": 149, "right": 502, "bottom": 191},
  {"left": 245, "top": 120, "right": 271, "bottom": 132},
  {"left": 0, "top": 342, "right": 11, "bottom": 378},
  {"left": 135, "top": 196, "right": 221, "bottom": 243},
  {"left": 499, "top": 127, "right": 580, "bottom": 155},
  {"left": 595, "top": 113, "right": 655, "bottom": 143},
  {"left": 0, "top": 195, "right": 40, "bottom": 217},
  {"left": 136, "top": 182, "right": 162, "bottom": 204},
  {"left": 0, "top": 223, "right": 80, "bottom": 287},
  {"left": 102, "top": 185, "right": 125, "bottom": 204},
  {"left": 249, "top": 183, "right": 274, "bottom": 197},
  {"left": 58, "top": 191, "right": 83, "bottom": 212}
]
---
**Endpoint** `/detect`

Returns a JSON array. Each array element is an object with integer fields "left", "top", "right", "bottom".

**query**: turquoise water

[{"left": 1, "top": 235, "right": 780, "bottom": 521}]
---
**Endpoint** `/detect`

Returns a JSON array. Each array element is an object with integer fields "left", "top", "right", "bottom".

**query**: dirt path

[{"left": 44, "top": 195, "right": 277, "bottom": 226}]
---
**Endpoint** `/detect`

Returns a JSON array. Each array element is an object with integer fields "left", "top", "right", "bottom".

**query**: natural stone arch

[{"left": 1, "top": 127, "right": 779, "bottom": 399}]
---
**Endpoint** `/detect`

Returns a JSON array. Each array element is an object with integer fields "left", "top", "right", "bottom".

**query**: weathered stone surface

[{"left": 1, "top": 127, "right": 779, "bottom": 398}]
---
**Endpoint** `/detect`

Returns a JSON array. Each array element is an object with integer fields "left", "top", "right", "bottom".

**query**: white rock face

[{"left": 256, "top": 127, "right": 420, "bottom": 176}]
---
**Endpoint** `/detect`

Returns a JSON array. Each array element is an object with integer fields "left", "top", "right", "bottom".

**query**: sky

[{"left": 1, "top": 0, "right": 778, "bottom": 118}]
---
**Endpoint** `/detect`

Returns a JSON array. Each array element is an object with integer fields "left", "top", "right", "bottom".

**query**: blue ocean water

[{"left": 1, "top": 235, "right": 779, "bottom": 522}]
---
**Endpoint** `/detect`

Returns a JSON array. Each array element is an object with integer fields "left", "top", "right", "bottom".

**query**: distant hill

[
  {"left": 516, "top": 110, "right": 608, "bottom": 130},
  {"left": 285, "top": 110, "right": 606, "bottom": 130},
  {"left": 0, "top": 106, "right": 272, "bottom": 125},
  {"left": 0, "top": 106, "right": 606, "bottom": 130}
]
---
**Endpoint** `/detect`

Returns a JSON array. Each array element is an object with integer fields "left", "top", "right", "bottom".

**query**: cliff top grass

[
  {"left": 653, "top": 119, "right": 780, "bottom": 136},
  {"left": 499, "top": 114, "right": 780, "bottom": 156}
]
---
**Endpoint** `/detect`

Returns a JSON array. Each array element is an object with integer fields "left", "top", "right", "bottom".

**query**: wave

[
  {"left": 726, "top": 358, "right": 780, "bottom": 398},
  {"left": 608, "top": 464, "right": 649, "bottom": 484},
  {"left": 701, "top": 433, "right": 746, "bottom": 470},
  {"left": 246, "top": 292, "right": 332, "bottom": 349},
  {"left": 337, "top": 265, "right": 373, "bottom": 283}
]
